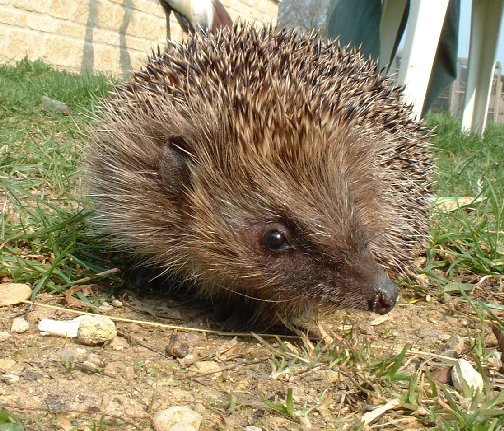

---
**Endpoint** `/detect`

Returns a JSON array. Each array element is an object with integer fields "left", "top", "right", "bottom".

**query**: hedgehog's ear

[{"left": 159, "top": 136, "right": 192, "bottom": 198}]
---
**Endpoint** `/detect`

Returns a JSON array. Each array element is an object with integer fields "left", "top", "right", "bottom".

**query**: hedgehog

[{"left": 86, "top": 25, "right": 432, "bottom": 328}]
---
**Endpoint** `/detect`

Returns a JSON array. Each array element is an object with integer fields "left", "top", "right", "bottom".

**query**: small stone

[
  {"left": 244, "top": 427, "right": 263, "bottom": 431},
  {"left": 177, "top": 355, "right": 195, "bottom": 368},
  {"left": 162, "top": 308, "right": 183, "bottom": 320},
  {"left": 416, "top": 406, "right": 428, "bottom": 416},
  {"left": 79, "top": 360, "right": 102, "bottom": 373},
  {"left": 124, "top": 366, "right": 136, "bottom": 381},
  {"left": 24, "top": 371, "right": 41, "bottom": 381},
  {"left": 11, "top": 316, "right": 29, "bottom": 333},
  {"left": 41, "top": 95, "right": 69, "bottom": 115},
  {"left": 0, "top": 331, "right": 11, "bottom": 342},
  {"left": 110, "top": 336, "right": 129, "bottom": 351},
  {"left": 441, "top": 293, "right": 452, "bottom": 304},
  {"left": 111, "top": 299, "right": 123, "bottom": 307},
  {"left": 57, "top": 347, "right": 86, "bottom": 364},
  {"left": 451, "top": 359, "right": 484, "bottom": 395},
  {"left": 166, "top": 334, "right": 190, "bottom": 358},
  {"left": 103, "top": 362, "right": 122, "bottom": 377},
  {"left": 417, "top": 328, "right": 441, "bottom": 339},
  {"left": 45, "top": 394, "right": 68, "bottom": 412},
  {"left": 192, "top": 361, "right": 221, "bottom": 375},
  {"left": 98, "top": 302, "right": 114, "bottom": 312},
  {"left": 441, "top": 335, "right": 465, "bottom": 357},
  {"left": 152, "top": 406, "right": 202, "bottom": 431},
  {"left": 431, "top": 366, "right": 452, "bottom": 384},
  {"left": 1, "top": 373, "right": 20, "bottom": 384},
  {"left": 317, "top": 369, "right": 341, "bottom": 384},
  {"left": 76, "top": 315, "right": 117, "bottom": 345},
  {"left": 0, "top": 359, "right": 16, "bottom": 372},
  {"left": 87, "top": 354, "right": 106, "bottom": 367},
  {"left": 122, "top": 322, "right": 140, "bottom": 332},
  {"left": 484, "top": 332, "right": 498, "bottom": 347},
  {"left": 192, "top": 404, "right": 206, "bottom": 415},
  {"left": 486, "top": 350, "right": 503, "bottom": 370}
]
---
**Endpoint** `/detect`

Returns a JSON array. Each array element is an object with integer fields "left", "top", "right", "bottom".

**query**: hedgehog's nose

[{"left": 369, "top": 276, "right": 398, "bottom": 314}]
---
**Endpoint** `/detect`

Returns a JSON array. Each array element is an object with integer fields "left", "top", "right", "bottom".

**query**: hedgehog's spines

[{"left": 87, "top": 24, "right": 432, "bottom": 327}]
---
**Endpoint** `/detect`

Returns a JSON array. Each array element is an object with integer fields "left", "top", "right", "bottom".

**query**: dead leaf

[
  {"left": 55, "top": 413, "right": 73, "bottom": 430},
  {"left": 370, "top": 315, "right": 390, "bottom": 326}
]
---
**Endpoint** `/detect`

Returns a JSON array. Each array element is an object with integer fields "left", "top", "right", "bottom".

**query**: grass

[
  {"left": 425, "top": 114, "right": 504, "bottom": 282},
  {"left": 0, "top": 59, "right": 503, "bottom": 430},
  {"left": 0, "top": 58, "right": 122, "bottom": 300}
]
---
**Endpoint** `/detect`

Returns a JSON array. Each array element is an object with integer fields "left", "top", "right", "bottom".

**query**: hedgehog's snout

[{"left": 369, "top": 275, "right": 398, "bottom": 314}]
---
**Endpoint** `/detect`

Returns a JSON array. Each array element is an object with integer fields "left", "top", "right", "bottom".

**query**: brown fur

[{"left": 86, "top": 25, "right": 432, "bottom": 328}]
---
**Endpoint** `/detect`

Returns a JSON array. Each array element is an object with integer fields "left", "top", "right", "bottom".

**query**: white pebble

[
  {"left": 0, "top": 331, "right": 11, "bottom": 342},
  {"left": 0, "top": 359, "right": 16, "bottom": 372},
  {"left": 1, "top": 373, "right": 20, "bottom": 384},
  {"left": 451, "top": 359, "right": 484, "bottom": 394},
  {"left": 152, "top": 406, "right": 202, "bottom": 431},
  {"left": 98, "top": 302, "right": 114, "bottom": 312},
  {"left": 11, "top": 316, "right": 29, "bottom": 333}
]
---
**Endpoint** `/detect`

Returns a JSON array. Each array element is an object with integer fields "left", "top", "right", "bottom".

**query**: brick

[
  {"left": 92, "top": 28, "right": 120, "bottom": 46},
  {"left": 57, "top": 21, "right": 86, "bottom": 39},
  {"left": 27, "top": 13, "right": 59, "bottom": 33},
  {"left": 11, "top": 0, "right": 51, "bottom": 14},
  {"left": 74, "top": 1, "right": 92, "bottom": 25},
  {"left": 0, "top": 27, "right": 8, "bottom": 55},
  {"left": 130, "top": 55, "right": 146, "bottom": 71},
  {"left": 44, "top": 35, "right": 83, "bottom": 68},
  {"left": 128, "top": 11, "right": 165, "bottom": 39},
  {"left": 0, "top": 0, "right": 279, "bottom": 76},
  {"left": 133, "top": 0, "right": 164, "bottom": 17},
  {"left": 49, "top": 0, "right": 80, "bottom": 20},
  {"left": 95, "top": 1, "right": 124, "bottom": 30},
  {"left": 104, "top": 0, "right": 124, "bottom": 5},
  {"left": 93, "top": 42, "right": 120, "bottom": 73},
  {"left": 0, "top": 5, "right": 27, "bottom": 26},
  {"left": 123, "top": 34, "right": 159, "bottom": 52},
  {"left": 5, "top": 28, "right": 45, "bottom": 60}
]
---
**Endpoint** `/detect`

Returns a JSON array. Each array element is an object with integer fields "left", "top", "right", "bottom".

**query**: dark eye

[{"left": 262, "top": 228, "right": 291, "bottom": 253}]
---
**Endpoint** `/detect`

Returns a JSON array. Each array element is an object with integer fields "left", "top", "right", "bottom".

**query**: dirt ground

[{"left": 0, "top": 276, "right": 503, "bottom": 431}]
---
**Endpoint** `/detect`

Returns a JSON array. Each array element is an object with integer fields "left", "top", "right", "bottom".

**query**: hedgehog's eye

[{"left": 262, "top": 228, "right": 291, "bottom": 253}]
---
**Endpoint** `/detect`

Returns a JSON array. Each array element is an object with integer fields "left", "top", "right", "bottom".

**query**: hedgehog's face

[{"left": 158, "top": 119, "right": 398, "bottom": 318}]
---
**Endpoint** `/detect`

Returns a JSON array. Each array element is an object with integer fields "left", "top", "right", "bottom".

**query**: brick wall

[{"left": 0, "top": 0, "right": 279, "bottom": 75}]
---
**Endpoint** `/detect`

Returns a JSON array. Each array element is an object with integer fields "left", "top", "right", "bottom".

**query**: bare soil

[{"left": 0, "top": 276, "right": 503, "bottom": 431}]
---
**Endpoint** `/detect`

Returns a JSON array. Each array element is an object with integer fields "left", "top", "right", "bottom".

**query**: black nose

[{"left": 369, "top": 276, "right": 398, "bottom": 314}]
